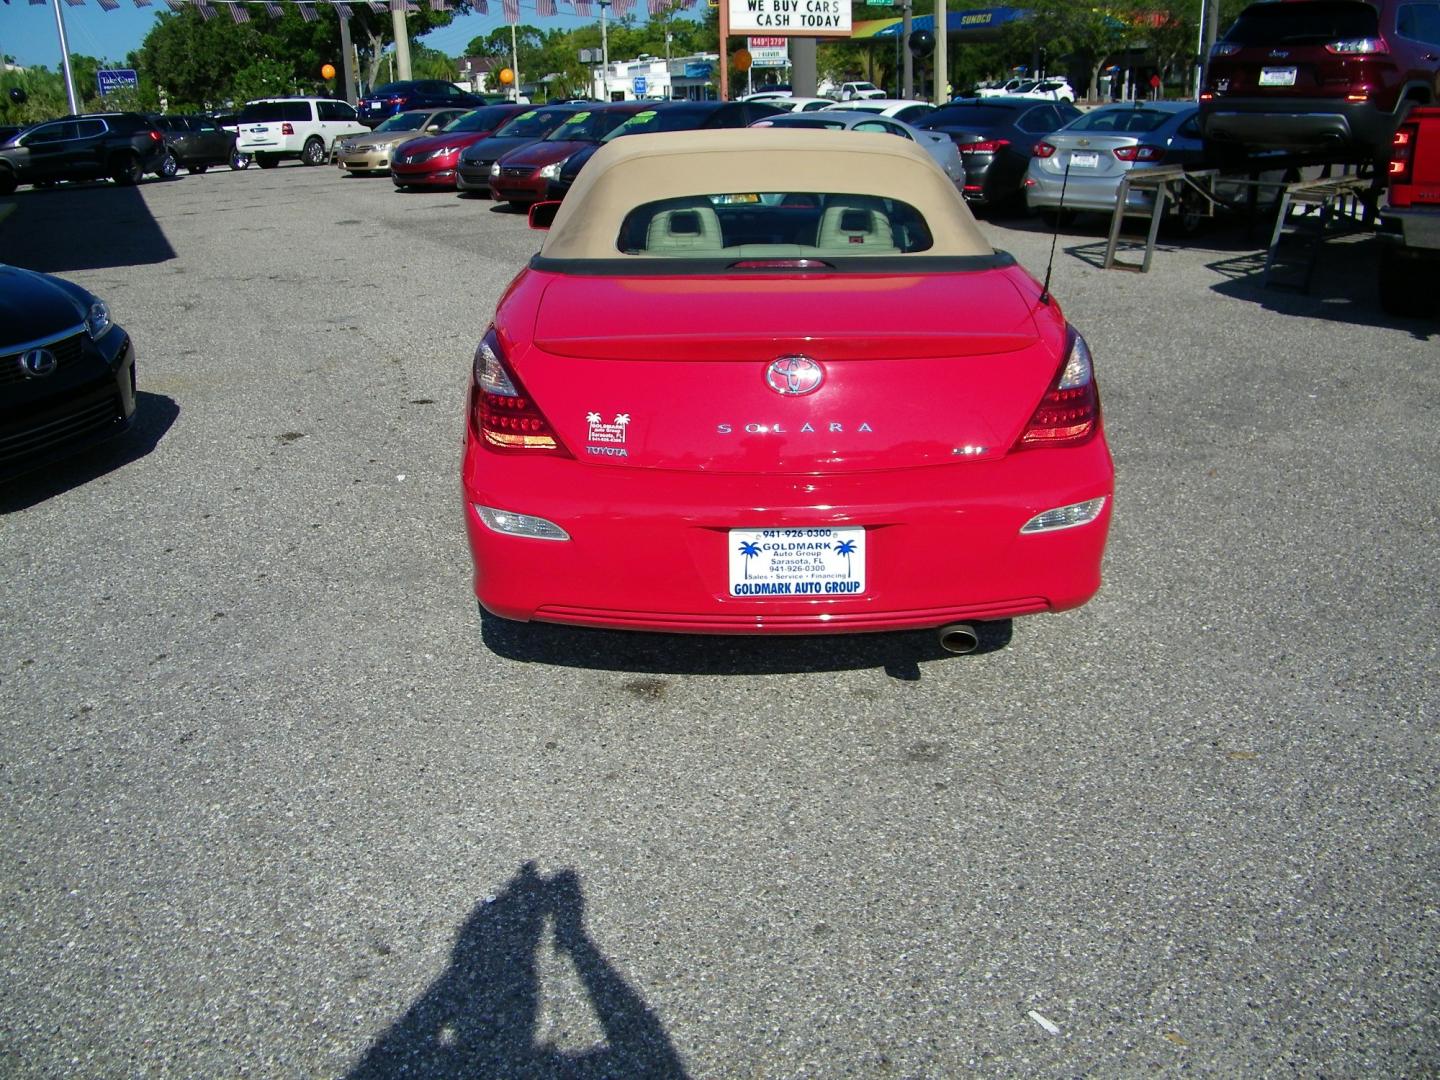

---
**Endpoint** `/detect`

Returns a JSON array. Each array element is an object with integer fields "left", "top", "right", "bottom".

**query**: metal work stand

[
  {"left": 1260, "top": 174, "right": 1373, "bottom": 291},
  {"left": 1102, "top": 168, "right": 1219, "bottom": 272}
]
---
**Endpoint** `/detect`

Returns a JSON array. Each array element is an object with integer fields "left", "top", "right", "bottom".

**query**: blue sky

[{"left": 1, "top": 3, "right": 609, "bottom": 69}]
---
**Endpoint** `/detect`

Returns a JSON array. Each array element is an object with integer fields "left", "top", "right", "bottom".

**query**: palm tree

[
  {"left": 834, "top": 538, "right": 857, "bottom": 577},
  {"left": 738, "top": 540, "right": 761, "bottom": 579}
]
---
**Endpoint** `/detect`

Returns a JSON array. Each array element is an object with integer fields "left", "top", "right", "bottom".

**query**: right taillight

[
  {"left": 470, "top": 328, "right": 567, "bottom": 454},
  {"left": 1031, "top": 141, "right": 1056, "bottom": 158},
  {"left": 958, "top": 138, "right": 1009, "bottom": 154},
  {"left": 1016, "top": 328, "right": 1100, "bottom": 449},
  {"left": 1113, "top": 144, "right": 1164, "bottom": 162},
  {"left": 1389, "top": 123, "right": 1418, "bottom": 185}
]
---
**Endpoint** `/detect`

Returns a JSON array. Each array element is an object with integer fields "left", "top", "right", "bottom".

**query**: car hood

[
  {"left": 0, "top": 265, "right": 89, "bottom": 346},
  {"left": 399, "top": 131, "right": 493, "bottom": 154},
  {"left": 350, "top": 129, "right": 432, "bottom": 148},
  {"left": 461, "top": 135, "right": 539, "bottom": 162},
  {"left": 497, "top": 139, "right": 593, "bottom": 168},
  {"left": 508, "top": 268, "right": 1060, "bottom": 474}
]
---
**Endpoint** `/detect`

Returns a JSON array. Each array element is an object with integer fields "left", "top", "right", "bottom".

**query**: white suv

[
  {"left": 235, "top": 98, "right": 368, "bottom": 168},
  {"left": 837, "top": 81, "right": 887, "bottom": 101}
]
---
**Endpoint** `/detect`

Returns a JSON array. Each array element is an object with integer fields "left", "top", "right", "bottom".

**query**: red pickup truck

[{"left": 1377, "top": 106, "right": 1440, "bottom": 317}]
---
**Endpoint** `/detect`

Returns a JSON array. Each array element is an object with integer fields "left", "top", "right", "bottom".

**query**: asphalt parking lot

[{"left": 1, "top": 161, "right": 1436, "bottom": 1077}]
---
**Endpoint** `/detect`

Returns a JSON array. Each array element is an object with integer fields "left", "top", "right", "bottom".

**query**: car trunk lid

[{"left": 518, "top": 270, "right": 1058, "bottom": 474}]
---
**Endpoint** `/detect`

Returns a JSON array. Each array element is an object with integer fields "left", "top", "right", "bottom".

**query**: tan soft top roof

[{"left": 539, "top": 128, "right": 993, "bottom": 260}]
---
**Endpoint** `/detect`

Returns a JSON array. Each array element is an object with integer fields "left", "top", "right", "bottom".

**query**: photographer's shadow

[{"left": 348, "top": 863, "right": 688, "bottom": 1080}]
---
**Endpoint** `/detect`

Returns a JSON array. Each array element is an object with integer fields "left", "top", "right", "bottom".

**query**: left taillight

[
  {"left": 148, "top": 130, "right": 162, "bottom": 143},
  {"left": 281, "top": 122, "right": 295, "bottom": 136},
  {"left": 1113, "top": 144, "right": 1164, "bottom": 162},
  {"left": 470, "top": 328, "right": 568, "bottom": 455},
  {"left": 1389, "top": 122, "right": 1418, "bottom": 185},
  {"left": 1015, "top": 328, "right": 1100, "bottom": 450}
]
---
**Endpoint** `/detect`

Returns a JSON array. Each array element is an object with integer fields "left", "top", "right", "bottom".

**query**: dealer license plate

[
  {"left": 1259, "top": 67, "right": 1297, "bottom": 87},
  {"left": 1069, "top": 151, "right": 1100, "bottom": 168},
  {"left": 728, "top": 527, "right": 866, "bottom": 598}
]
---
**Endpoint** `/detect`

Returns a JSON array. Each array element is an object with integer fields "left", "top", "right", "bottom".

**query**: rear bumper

[
  {"left": 1026, "top": 168, "right": 1155, "bottom": 213},
  {"left": 1378, "top": 203, "right": 1440, "bottom": 253},
  {"left": 462, "top": 433, "right": 1114, "bottom": 634},
  {"left": 1199, "top": 98, "right": 1394, "bottom": 155}
]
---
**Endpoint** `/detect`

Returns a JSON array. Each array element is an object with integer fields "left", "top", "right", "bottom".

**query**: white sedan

[
  {"left": 750, "top": 110, "right": 964, "bottom": 185},
  {"left": 820, "top": 98, "right": 935, "bottom": 124}
]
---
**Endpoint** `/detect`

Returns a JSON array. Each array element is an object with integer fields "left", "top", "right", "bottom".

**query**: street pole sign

[
  {"left": 747, "top": 36, "right": 790, "bottom": 67},
  {"left": 96, "top": 69, "right": 139, "bottom": 97}
]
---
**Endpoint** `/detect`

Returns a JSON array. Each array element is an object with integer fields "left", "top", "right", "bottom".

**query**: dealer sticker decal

[{"left": 585, "top": 411, "right": 630, "bottom": 457}]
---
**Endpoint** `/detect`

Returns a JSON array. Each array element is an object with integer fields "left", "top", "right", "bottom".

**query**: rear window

[
  {"left": 759, "top": 117, "right": 849, "bottom": 129},
  {"left": 493, "top": 108, "right": 572, "bottom": 139},
  {"left": 1066, "top": 108, "right": 1176, "bottom": 133},
  {"left": 239, "top": 101, "right": 310, "bottom": 123},
  {"left": 618, "top": 193, "right": 933, "bottom": 257},
  {"left": 924, "top": 104, "right": 1019, "bottom": 128},
  {"left": 444, "top": 106, "right": 515, "bottom": 132},
  {"left": 1223, "top": 1, "right": 1379, "bottom": 45}
]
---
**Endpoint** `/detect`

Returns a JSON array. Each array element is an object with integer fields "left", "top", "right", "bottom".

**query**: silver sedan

[{"left": 749, "top": 110, "right": 965, "bottom": 186}]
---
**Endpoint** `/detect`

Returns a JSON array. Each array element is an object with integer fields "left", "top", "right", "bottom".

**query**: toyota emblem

[
  {"left": 19, "top": 347, "right": 58, "bottom": 378},
  {"left": 765, "top": 355, "right": 824, "bottom": 396}
]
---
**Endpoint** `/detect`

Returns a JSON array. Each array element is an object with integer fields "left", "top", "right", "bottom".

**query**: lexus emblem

[
  {"left": 19, "top": 348, "right": 58, "bottom": 378},
  {"left": 765, "top": 355, "right": 824, "bottom": 396}
]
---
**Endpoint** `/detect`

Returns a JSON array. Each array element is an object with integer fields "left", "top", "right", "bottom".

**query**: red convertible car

[{"left": 462, "top": 130, "right": 1113, "bottom": 651}]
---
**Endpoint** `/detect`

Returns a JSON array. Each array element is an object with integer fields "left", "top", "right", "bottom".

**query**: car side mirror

[
  {"left": 428, "top": 124, "right": 442, "bottom": 131},
  {"left": 528, "top": 201, "right": 562, "bottom": 230}
]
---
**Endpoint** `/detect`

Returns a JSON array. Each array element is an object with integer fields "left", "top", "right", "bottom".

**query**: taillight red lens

[
  {"left": 1389, "top": 123, "right": 1417, "bottom": 184},
  {"left": 1016, "top": 329, "right": 1100, "bottom": 449},
  {"left": 1113, "top": 144, "right": 1163, "bottom": 162},
  {"left": 959, "top": 138, "right": 1009, "bottom": 154},
  {"left": 149, "top": 130, "right": 162, "bottom": 142},
  {"left": 471, "top": 328, "right": 567, "bottom": 454},
  {"left": 281, "top": 122, "right": 294, "bottom": 136},
  {"left": 1032, "top": 141, "right": 1056, "bottom": 159}
]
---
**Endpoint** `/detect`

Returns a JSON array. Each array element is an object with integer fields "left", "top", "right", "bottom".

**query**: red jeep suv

[{"left": 1199, "top": 0, "right": 1440, "bottom": 162}]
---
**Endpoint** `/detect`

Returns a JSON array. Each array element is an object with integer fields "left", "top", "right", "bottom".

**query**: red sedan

[
  {"left": 487, "top": 102, "right": 651, "bottom": 207},
  {"left": 462, "top": 130, "right": 1114, "bottom": 651},
  {"left": 390, "top": 104, "right": 528, "bottom": 190}
]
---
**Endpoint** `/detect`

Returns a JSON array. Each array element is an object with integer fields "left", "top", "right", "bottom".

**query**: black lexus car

[{"left": 0, "top": 265, "right": 137, "bottom": 481}]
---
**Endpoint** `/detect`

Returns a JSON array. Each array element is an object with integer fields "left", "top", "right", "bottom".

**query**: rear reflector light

[
  {"left": 471, "top": 328, "right": 568, "bottom": 454},
  {"left": 1199, "top": 91, "right": 1215, "bottom": 102},
  {"left": 1020, "top": 497, "right": 1107, "bottom": 534},
  {"left": 1326, "top": 36, "right": 1388, "bottom": 54},
  {"left": 1032, "top": 141, "right": 1056, "bottom": 158},
  {"left": 281, "top": 122, "right": 294, "bottom": 136},
  {"left": 1113, "top": 144, "right": 1163, "bottom": 162},
  {"left": 473, "top": 505, "right": 570, "bottom": 541},
  {"left": 1016, "top": 328, "right": 1100, "bottom": 449},
  {"left": 959, "top": 138, "right": 1009, "bottom": 153},
  {"left": 1389, "top": 123, "right": 1418, "bottom": 183}
]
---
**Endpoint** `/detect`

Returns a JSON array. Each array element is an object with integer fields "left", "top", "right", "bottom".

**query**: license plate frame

[
  {"left": 728, "top": 526, "right": 867, "bottom": 599},
  {"left": 1069, "top": 150, "right": 1100, "bottom": 168},
  {"left": 1259, "top": 66, "right": 1297, "bottom": 87}
]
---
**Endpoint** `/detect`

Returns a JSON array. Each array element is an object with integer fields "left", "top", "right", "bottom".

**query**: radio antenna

[{"left": 1038, "top": 159, "right": 1073, "bottom": 306}]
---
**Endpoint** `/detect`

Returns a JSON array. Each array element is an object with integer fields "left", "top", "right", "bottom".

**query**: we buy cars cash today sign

[{"left": 729, "top": 0, "right": 851, "bottom": 36}]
